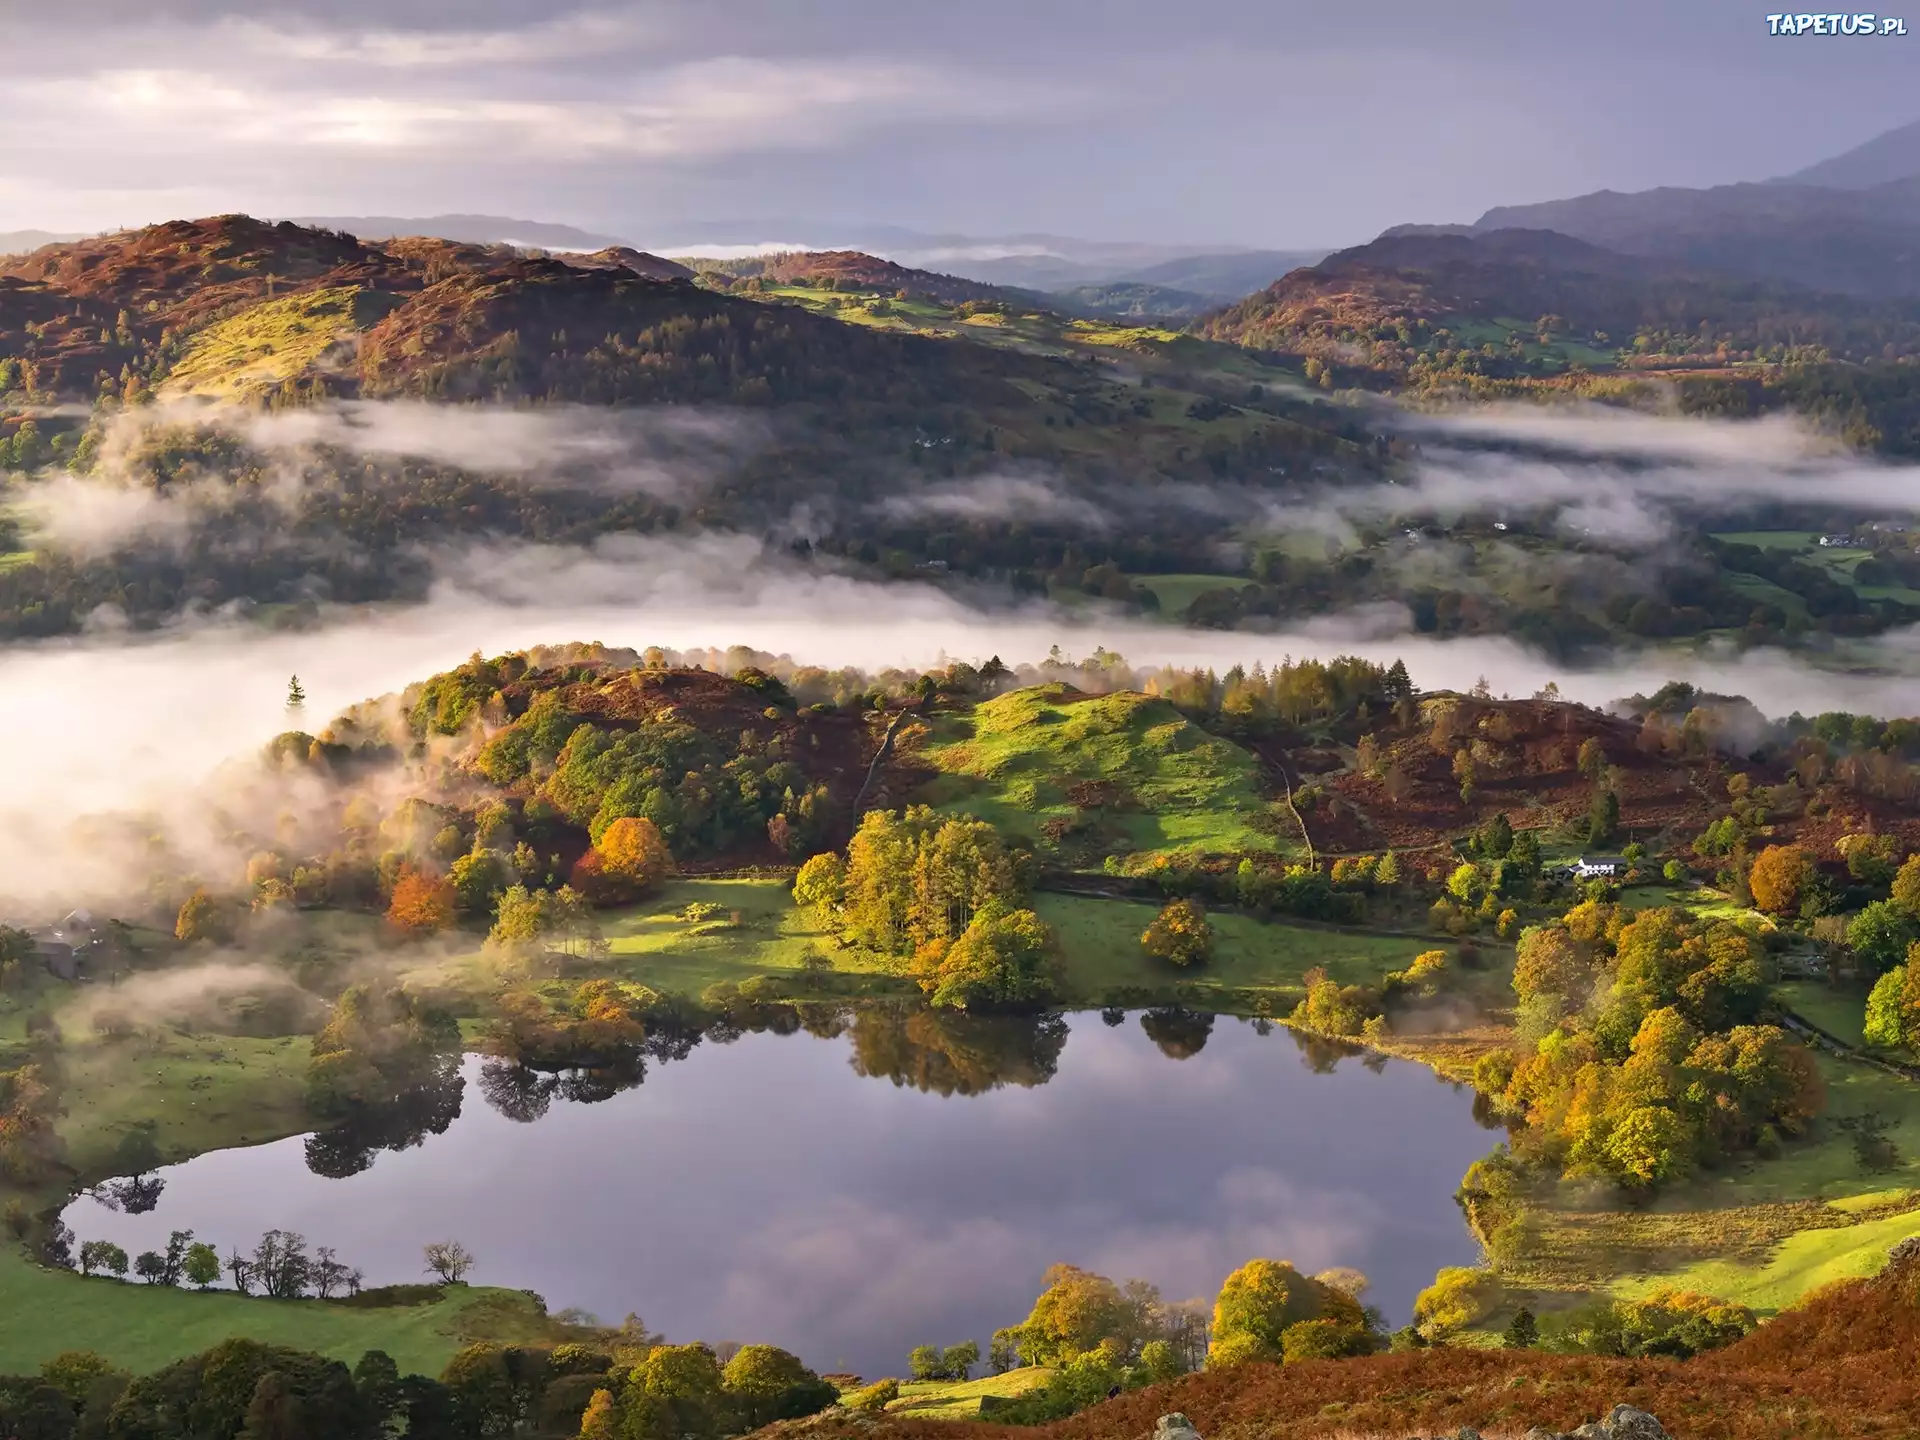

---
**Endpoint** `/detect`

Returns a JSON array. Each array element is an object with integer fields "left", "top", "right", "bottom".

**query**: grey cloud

[{"left": 2, "top": 3, "right": 1913, "bottom": 244}]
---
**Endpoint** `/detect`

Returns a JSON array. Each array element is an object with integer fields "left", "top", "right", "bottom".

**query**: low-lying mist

[{"left": 2, "top": 526, "right": 1917, "bottom": 915}]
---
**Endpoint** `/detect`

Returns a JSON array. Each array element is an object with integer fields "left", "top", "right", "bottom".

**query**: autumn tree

[
  {"left": 387, "top": 866, "right": 456, "bottom": 934},
  {"left": 916, "top": 899, "right": 1059, "bottom": 1010},
  {"left": 791, "top": 853, "right": 846, "bottom": 910},
  {"left": 1892, "top": 854, "right": 1920, "bottom": 916},
  {"left": 839, "top": 807, "right": 1024, "bottom": 954},
  {"left": 1413, "top": 1267, "right": 1500, "bottom": 1341},
  {"left": 1577, "top": 737, "right": 1607, "bottom": 781},
  {"left": 1748, "top": 844, "right": 1813, "bottom": 916},
  {"left": 1207, "top": 1260, "right": 1363, "bottom": 1366},
  {"left": 1140, "top": 899, "right": 1214, "bottom": 968},
  {"left": 174, "top": 888, "right": 232, "bottom": 944},
  {"left": 571, "top": 817, "right": 674, "bottom": 905}
]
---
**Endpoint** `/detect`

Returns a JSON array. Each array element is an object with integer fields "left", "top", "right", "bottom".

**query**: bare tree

[
  {"left": 423, "top": 1240, "right": 476, "bottom": 1284},
  {"left": 313, "top": 1246, "right": 352, "bottom": 1300}
]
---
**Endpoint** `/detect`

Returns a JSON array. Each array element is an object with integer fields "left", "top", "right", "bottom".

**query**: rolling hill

[{"left": 1193, "top": 227, "right": 1920, "bottom": 376}]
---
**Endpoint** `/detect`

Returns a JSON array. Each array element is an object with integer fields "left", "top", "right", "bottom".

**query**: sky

[{"left": 1, "top": 0, "right": 1916, "bottom": 248}]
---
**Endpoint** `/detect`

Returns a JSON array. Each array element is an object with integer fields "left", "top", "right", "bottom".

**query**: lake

[{"left": 63, "top": 1009, "right": 1497, "bottom": 1379}]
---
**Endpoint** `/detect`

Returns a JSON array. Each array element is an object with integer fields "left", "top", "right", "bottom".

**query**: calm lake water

[{"left": 64, "top": 1011, "right": 1496, "bottom": 1378}]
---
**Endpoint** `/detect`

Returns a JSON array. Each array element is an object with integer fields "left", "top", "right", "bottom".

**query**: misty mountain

[
  {"left": 1050, "top": 282, "right": 1214, "bottom": 320},
  {"left": 0, "top": 229, "right": 88, "bottom": 255},
  {"left": 286, "top": 213, "right": 628, "bottom": 250},
  {"left": 1458, "top": 120, "right": 1920, "bottom": 298},
  {"left": 1110, "top": 249, "right": 1329, "bottom": 298},
  {"left": 1471, "top": 179, "right": 1920, "bottom": 297},
  {"left": 1776, "top": 116, "right": 1920, "bottom": 189}
]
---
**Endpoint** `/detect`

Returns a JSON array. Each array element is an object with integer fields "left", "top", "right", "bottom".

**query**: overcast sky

[{"left": 3, "top": 0, "right": 1916, "bottom": 248}]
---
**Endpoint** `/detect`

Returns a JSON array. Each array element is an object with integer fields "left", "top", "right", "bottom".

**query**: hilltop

[{"left": 1193, "top": 227, "right": 1920, "bottom": 382}]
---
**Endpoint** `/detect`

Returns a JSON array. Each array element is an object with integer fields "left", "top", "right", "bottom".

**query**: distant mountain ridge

[
  {"left": 286, "top": 213, "right": 628, "bottom": 250},
  {"left": 1776, "top": 117, "right": 1920, "bottom": 189},
  {"left": 1448, "top": 117, "right": 1920, "bottom": 298}
]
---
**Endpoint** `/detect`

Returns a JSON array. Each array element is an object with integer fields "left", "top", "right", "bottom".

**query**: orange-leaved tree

[
  {"left": 571, "top": 817, "right": 674, "bottom": 905},
  {"left": 387, "top": 866, "right": 456, "bottom": 934},
  {"left": 1748, "top": 844, "right": 1813, "bottom": 916}
]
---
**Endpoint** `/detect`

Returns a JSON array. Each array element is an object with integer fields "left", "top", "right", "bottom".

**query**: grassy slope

[
  {"left": 1610, "top": 1194, "right": 1920, "bottom": 1315},
  {"left": 887, "top": 1368, "right": 1057, "bottom": 1419},
  {"left": 0, "top": 1261, "right": 567, "bottom": 1377},
  {"left": 914, "top": 687, "right": 1286, "bottom": 868},
  {"left": 158, "top": 286, "right": 377, "bottom": 398}
]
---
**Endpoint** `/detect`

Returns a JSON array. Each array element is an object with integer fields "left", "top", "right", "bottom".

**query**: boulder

[
  {"left": 1606, "top": 1405, "right": 1670, "bottom": 1440},
  {"left": 1522, "top": 1429, "right": 1562, "bottom": 1440},
  {"left": 1570, "top": 1424, "right": 1609, "bottom": 1440},
  {"left": 1155, "top": 1414, "right": 1203, "bottom": 1440}
]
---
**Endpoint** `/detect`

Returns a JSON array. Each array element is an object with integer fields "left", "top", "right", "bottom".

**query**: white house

[{"left": 1570, "top": 855, "right": 1628, "bottom": 879}]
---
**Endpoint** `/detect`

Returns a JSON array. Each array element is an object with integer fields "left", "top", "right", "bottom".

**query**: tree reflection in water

[
  {"left": 303, "top": 1055, "right": 465, "bottom": 1178},
  {"left": 1139, "top": 1007, "right": 1214, "bottom": 1060}
]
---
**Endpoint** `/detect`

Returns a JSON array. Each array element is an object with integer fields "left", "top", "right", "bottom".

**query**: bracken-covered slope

[{"left": 768, "top": 1252, "right": 1920, "bottom": 1440}]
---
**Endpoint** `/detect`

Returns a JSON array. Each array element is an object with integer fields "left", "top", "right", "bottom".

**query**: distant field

[
  {"left": 0, "top": 1258, "right": 567, "bottom": 1377},
  {"left": 1134, "top": 573, "right": 1244, "bottom": 617},
  {"left": 1035, "top": 892, "right": 1428, "bottom": 1003},
  {"left": 913, "top": 686, "right": 1287, "bottom": 868}
]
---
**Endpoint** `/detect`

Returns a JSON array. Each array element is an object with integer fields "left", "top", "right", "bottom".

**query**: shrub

[
  {"left": 1412, "top": 1267, "right": 1500, "bottom": 1341},
  {"left": 843, "top": 1379, "right": 898, "bottom": 1412},
  {"left": 1141, "top": 899, "right": 1214, "bottom": 968}
]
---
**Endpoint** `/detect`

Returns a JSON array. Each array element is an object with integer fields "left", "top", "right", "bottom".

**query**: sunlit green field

[
  {"left": 914, "top": 686, "right": 1289, "bottom": 868},
  {"left": 0, "top": 1260, "right": 570, "bottom": 1378}
]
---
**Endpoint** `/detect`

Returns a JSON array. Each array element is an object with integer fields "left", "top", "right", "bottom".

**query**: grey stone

[
  {"left": 1154, "top": 1414, "right": 1202, "bottom": 1440},
  {"left": 1522, "top": 1429, "right": 1561, "bottom": 1440},
  {"left": 1570, "top": 1424, "right": 1608, "bottom": 1440},
  {"left": 1456, "top": 1428, "right": 1483, "bottom": 1440},
  {"left": 1606, "top": 1405, "right": 1670, "bottom": 1440}
]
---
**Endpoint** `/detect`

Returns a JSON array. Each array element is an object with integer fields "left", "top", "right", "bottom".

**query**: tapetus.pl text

[{"left": 1765, "top": 12, "right": 1907, "bottom": 33}]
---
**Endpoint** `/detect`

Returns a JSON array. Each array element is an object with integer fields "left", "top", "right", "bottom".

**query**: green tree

[
  {"left": 1587, "top": 789, "right": 1621, "bottom": 847},
  {"left": 450, "top": 851, "right": 510, "bottom": 915},
  {"left": 721, "top": 1344, "right": 836, "bottom": 1426},
  {"left": 78, "top": 1239, "right": 128, "bottom": 1278},
  {"left": 907, "top": 1345, "right": 943, "bottom": 1380},
  {"left": 184, "top": 1241, "right": 222, "bottom": 1289},
  {"left": 1848, "top": 901, "right": 1918, "bottom": 976},
  {"left": 1504, "top": 1308, "right": 1539, "bottom": 1349},
  {"left": 38, "top": 1351, "right": 122, "bottom": 1403},
  {"left": 1478, "top": 813, "right": 1514, "bottom": 859},
  {"left": 1864, "top": 965, "right": 1909, "bottom": 1049}
]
